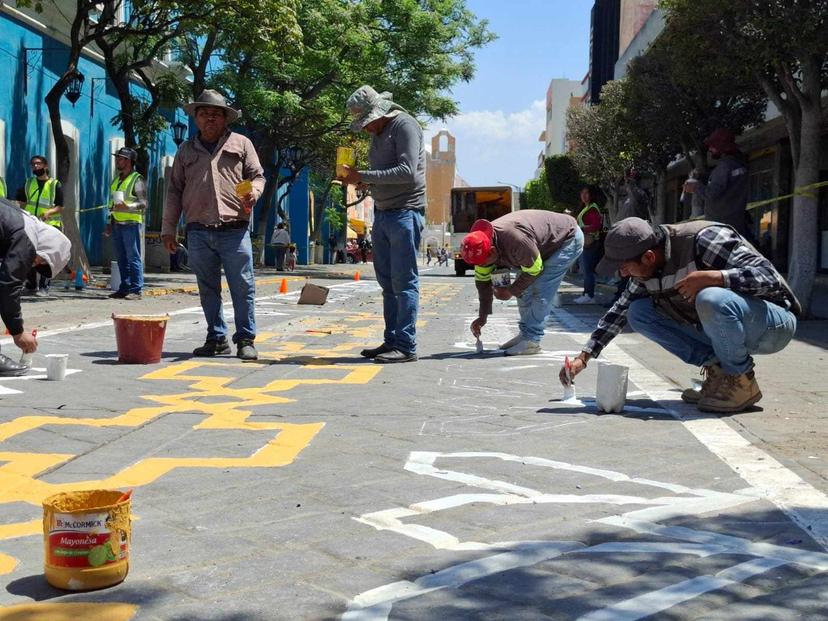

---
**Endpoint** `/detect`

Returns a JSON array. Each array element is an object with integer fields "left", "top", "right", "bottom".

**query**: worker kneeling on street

[
  {"left": 0, "top": 198, "right": 71, "bottom": 375},
  {"left": 559, "top": 217, "right": 800, "bottom": 413},
  {"left": 463, "top": 210, "right": 583, "bottom": 356}
]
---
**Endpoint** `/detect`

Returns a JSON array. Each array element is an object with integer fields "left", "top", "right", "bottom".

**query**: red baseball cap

[{"left": 461, "top": 220, "right": 494, "bottom": 265}]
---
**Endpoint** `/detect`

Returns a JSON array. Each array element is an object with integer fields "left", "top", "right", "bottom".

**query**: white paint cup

[
  {"left": 45, "top": 354, "right": 68, "bottom": 381},
  {"left": 112, "top": 191, "right": 125, "bottom": 204},
  {"left": 19, "top": 352, "right": 33, "bottom": 367},
  {"left": 595, "top": 362, "right": 629, "bottom": 413}
]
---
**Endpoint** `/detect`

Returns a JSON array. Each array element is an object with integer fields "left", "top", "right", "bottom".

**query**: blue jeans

[
  {"left": 112, "top": 223, "right": 144, "bottom": 294},
  {"left": 274, "top": 246, "right": 288, "bottom": 270},
  {"left": 518, "top": 228, "right": 584, "bottom": 342},
  {"left": 627, "top": 287, "right": 796, "bottom": 374},
  {"left": 580, "top": 242, "right": 602, "bottom": 297},
  {"left": 371, "top": 209, "right": 424, "bottom": 354},
  {"left": 187, "top": 227, "right": 256, "bottom": 343}
]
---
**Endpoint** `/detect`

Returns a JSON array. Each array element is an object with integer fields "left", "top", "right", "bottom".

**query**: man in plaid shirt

[{"left": 560, "top": 217, "right": 800, "bottom": 413}]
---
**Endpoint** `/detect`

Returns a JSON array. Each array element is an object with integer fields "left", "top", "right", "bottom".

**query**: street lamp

[
  {"left": 172, "top": 119, "right": 188, "bottom": 146},
  {"left": 282, "top": 146, "right": 304, "bottom": 170},
  {"left": 65, "top": 70, "right": 85, "bottom": 106}
]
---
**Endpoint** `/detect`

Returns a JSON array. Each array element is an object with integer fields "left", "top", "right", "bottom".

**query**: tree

[
  {"left": 212, "top": 0, "right": 495, "bottom": 261},
  {"left": 566, "top": 79, "right": 639, "bottom": 219},
  {"left": 522, "top": 178, "right": 552, "bottom": 211},
  {"left": 543, "top": 155, "right": 581, "bottom": 212},
  {"left": 662, "top": 0, "right": 828, "bottom": 314}
]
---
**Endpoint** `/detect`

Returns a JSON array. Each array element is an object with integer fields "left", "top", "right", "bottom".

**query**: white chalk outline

[{"left": 345, "top": 451, "right": 828, "bottom": 620}]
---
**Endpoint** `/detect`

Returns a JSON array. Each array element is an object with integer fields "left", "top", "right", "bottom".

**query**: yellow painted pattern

[
  {"left": 0, "top": 603, "right": 137, "bottom": 621},
  {"left": 0, "top": 281, "right": 458, "bottom": 613}
]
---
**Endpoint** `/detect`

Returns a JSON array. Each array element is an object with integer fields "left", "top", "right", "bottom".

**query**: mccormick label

[{"left": 48, "top": 511, "right": 127, "bottom": 568}]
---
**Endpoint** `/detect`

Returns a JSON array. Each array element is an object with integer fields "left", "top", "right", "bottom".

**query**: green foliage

[
  {"left": 522, "top": 178, "right": 552, "bottom": 212},
  {"left": 566, "top": 80, "right": 638, "bottom": 197},
  {"left": 543, "top": 155, "right": 581, "bottom": 212}
]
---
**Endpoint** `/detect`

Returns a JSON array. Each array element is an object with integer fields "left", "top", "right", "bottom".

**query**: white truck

[{"left": 449, "top": 185, "right": 519, "bottom": 276}]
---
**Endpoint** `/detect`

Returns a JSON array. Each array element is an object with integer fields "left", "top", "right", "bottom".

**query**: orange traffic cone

[
  {"left": 354, "top": 270, "right": 361, "bottom": 282},
  {"left": 279, "top": 278, "right": 289, "bottom": 294}
]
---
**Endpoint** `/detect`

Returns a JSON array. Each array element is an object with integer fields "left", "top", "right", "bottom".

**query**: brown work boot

[
  {"left": 697, "top": 369, "right": 762, "bottom": 414},
  {"left": 681, "top": 364, "right": 723, "bottom": 404}
]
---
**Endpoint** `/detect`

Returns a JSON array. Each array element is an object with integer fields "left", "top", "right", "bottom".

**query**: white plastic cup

[
  {"left": 595, "top": 362, "right": 629, "bottom": 413},
  {"left": 475, "top": 338, "right": 484, "bottom": 353},
  {"left": 112, "top": 190, "right": 125, "bottom": 204},
  {"left": 19, "top": 352, "right": 33, "bottom": 367},
  {"left": 45, "top": 354, "right": 68, "bottom": 381},
  {"left": 110, "top": 261, "right": 121, "bottom": 292}
]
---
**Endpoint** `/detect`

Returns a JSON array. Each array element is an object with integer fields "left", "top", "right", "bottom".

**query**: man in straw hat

[
  {"left": 162, "top": 89, "right": 264, "bottom": 361},
  {"left": 0, "top": 198, "right": 70, "bottom": 375},
  {"left": 558, "top": 217, "right": 800, "bottom": 414},
  {"left": 340, "top": 85, "right": 426, "bottom": 363}
]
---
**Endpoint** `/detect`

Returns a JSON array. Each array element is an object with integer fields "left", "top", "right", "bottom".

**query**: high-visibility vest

[
  {"left": 0, "top": 177, "right": 6, "bottom": 198},
  {"left": 109, "top": 172, "right": 143, "bottom": 224},
  {"left": 577, "top": 202, "right": 602, "bottom": 242},
  {"left": 24, "top": 177, "right": 61, "bottom": 227}
]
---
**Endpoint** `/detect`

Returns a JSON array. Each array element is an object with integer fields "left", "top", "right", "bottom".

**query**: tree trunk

[
  {"left": 653, "top": 169, "right": 667, "bottom": 225},
  {"left": 785, "top": 105, "right": 821, "bottom": 316},
  {"left": 254, "top": 175, "right": 279, "bottom": 266},
  {"left": 45, "top": 70, "right": 91, "bottom": 278}
]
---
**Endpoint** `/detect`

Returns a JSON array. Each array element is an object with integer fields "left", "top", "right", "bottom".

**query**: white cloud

[{"left": 425, "top": 99, "right": 546, "bottom": 186}]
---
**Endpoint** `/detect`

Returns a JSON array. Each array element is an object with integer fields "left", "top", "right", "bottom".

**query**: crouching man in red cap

[
  {"left": 559, "top": 217, "right": 799, "bottom": 413},
  {"left": 462, "top": 210, "right": 583, "bottom": 355}
]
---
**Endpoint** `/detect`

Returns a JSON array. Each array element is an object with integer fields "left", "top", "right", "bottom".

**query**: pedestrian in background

[
  {"left": 340, "top": 85, "right": 426, "bottom": 363},
  {"left": 684, "top": 128, "right": 750, "bottom": 236},
  {"left": 16, "top": 155, "right": 63, "bottom": 295},
  {"left": 0, "top": 199, "right": 70, "bottom": 375},
  {"left": 573, "top": 185, "right": 603, "bottom": 304},
  {"left": 106, "top": 147, "right": 146, "bottom": 300},
  {"left": 426, "top": 246, "right": 433, "bottom": 265},
  {"left": 162, "top": 89, "right": 264, "bottom": 361},
  {"left": 270, "top": 222, "right": 291, "bottom": 270},
  {"left": 463, "top": 210, "right": 583, "bottom": 355}
]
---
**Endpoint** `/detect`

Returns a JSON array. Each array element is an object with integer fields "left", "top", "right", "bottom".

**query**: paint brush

[
  {"left": 475, "top": 337, "right": 484, "bottom": 353},
  {"left": 117, "top": 489, "right": 133, "bottom": 503},
  {"left": 563, "top": 355, "right": 576, "bottom": 400},
  {"left": 19, "top": 329, "right": 36, "bottom": 367}
]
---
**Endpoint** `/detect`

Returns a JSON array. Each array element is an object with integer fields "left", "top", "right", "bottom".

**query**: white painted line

[{"left": 548, "top": 306, "right": 828, "bottom": 550}]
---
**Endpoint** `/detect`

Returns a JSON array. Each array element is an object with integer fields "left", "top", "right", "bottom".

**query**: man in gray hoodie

[{"left": 0, "top": 198, "right": 71, "bottom": 375}]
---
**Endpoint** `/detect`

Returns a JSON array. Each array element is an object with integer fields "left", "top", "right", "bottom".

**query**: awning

[
  {"left": 349, "top": 218, "right": 367, "bottom": 234},
  {"left": 346, "top": 226, "right": 359, "bottom": 239}
]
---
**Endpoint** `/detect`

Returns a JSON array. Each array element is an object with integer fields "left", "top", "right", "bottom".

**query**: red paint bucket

[{"left": 112, "top": 314, "right": 170, "bottom": 364}]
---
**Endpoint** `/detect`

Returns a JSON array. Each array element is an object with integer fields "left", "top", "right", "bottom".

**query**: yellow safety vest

[
  {"left": 109, "top": 172, "right": 143, "bottom": 224},
  {"left": 24, "top": 177, "right": 61, "bottom": 227},
  {"left": 0, "top": 177, "right": 6, "bottom": 198},
  {"left": 577, "top": 202, "right": 602, "bottom": 243}
]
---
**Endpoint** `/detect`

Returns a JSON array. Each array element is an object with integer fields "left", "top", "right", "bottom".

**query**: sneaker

[
  {"left": 374, "top": 349, "right": 418, "bottom": 364},
  {"left": 124, "top": 293, "right": 143, "bottom": 300},
  {"left": 0, "top": 353, "right": 29, "bottom": 377},
  {"left": 499, "top": 334, "right": 524, "bottom": 350},
  {"left": 237, "top": 339, "right": 258, "bottom": 361},
  {"left": 681, "top": 364, "right": 722, "bottom": 404},
  {"left": 698, "top": 370, "right": 762, "bottom": 413},
  {"left": 192, "top": 338, "right": 231, "bottom": 357},
  {"left": 109, "top": 291, "right": 128, "bottom": 299},
  {"left": 35, "top": 288, "right": 49, "bottom": 298},
  {"left": 360, "top": 343, "right": 393, "bottom": 359},
  {"left": 573, "top": 294, "right": 595, "bottom": 304},
  {"left": 504, "top": 340, "right": 541, "bottom": 356}
]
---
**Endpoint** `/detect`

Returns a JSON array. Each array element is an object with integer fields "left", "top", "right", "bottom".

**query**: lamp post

[
  {"left": 64, "top": 71, "right": 84, "bottom": 106},
  {"left": 172, "top": 119, "right": 188, "bottom": 146}
]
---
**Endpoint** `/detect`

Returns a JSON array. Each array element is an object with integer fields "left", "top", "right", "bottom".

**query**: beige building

[{"left": 426, "top": 130, "right": 457, "bottom": 227}]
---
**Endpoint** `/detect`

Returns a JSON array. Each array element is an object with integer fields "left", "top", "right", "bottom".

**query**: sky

[{"left": 423, "top": 0, "right": 591, "bottom": 188}]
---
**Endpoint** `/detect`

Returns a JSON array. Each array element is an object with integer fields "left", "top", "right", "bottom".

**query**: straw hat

[{"left": 183, "top": 89, "right": 240, "bottom": 124}]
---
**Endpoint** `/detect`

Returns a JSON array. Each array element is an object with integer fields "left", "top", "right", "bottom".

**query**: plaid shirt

[{"left": 583, "top": 225, "right": 797, "bottom": 357}]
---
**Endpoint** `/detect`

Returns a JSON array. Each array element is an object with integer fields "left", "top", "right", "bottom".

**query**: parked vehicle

[
  {"left": 345, "top": 240, "right": 372, "bottom": 263},
  {"left": 449, "top": 186, "right": 519, "bottom": 276}
]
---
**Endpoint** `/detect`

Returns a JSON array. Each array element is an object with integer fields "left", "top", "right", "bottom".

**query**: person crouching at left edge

[
  {"left": 559, "top": 217, "right": 799, "bottom": 414},
  {"left": 0, "top": 198, "right": 71, "bottom": 375}
]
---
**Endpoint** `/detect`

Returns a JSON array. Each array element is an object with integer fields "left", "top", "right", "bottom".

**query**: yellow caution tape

[{"left": 745, "top": 180, "right": 828, "bottom": 211}]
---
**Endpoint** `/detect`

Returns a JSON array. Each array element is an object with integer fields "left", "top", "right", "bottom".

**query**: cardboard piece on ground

[{"left": 298, "top": 282, "right": 329, "bottom": 305}]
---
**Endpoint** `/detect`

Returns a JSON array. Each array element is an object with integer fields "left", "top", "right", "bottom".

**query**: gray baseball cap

[{"left": 595, "top": 217, "right": 658, "bottom": 276}]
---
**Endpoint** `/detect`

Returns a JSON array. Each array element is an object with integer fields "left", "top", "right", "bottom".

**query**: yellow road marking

[{"left": 0, "top": 603, "right": 138, "bottom": 620}]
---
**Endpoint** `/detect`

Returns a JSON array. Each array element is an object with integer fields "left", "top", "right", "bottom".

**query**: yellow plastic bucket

[{"left": 42, "top": 490, "right": 132, "bottom": 591}]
